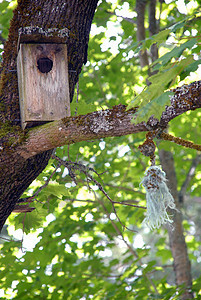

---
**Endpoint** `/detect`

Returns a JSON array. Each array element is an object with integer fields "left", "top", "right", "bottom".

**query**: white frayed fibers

[{"left": 140, "top": 166, "right": 177, "bottom": 230}]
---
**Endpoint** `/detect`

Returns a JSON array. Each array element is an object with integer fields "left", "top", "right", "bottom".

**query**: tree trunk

[
  {"left": 148, "top": 0, "right": 158, "bottom": 63},
  {"left": 159, "top": 150, "right": 193, "bottom": 299},
  {"left": 136, "top": 0, "right": 149, "bottom": 68},
  {"left": 0, "top": 0, "right": 98, "bottom": 231}
]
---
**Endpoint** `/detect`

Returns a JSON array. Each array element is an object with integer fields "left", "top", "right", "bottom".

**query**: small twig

[
  {"left": 160, "top": 132, "right": 201, "bottom": 151},
  {"left": 104, "top": 183, "right": 144, "bottom": 195},
  {"left": 31, "top": 162, "right": 62, "bottom": 198},
  {"left": 88, "top": 173, "right": 136, "bottom": 232},
  {"left": 52, "top": 154, "right": 103, "bottom": 179},
  {"left": 112, "top": 201, "right": 146, "bottom": 209},
  {"left": 12, "top": 205, "right": 35, "bottom": 213},
  {"left": 0, "top": 236, "right": 18, "bottom": 242},
  {"left": 64, "top": 198, "right": 95, "bottom": 203}
]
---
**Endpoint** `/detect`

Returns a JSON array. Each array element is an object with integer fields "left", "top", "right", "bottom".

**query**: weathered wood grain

[{"left": 17, "top": 43, "right": 70, "bottom": 129}]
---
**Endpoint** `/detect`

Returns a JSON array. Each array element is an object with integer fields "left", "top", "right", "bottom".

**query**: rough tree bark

[{"left": 0, "top": 0, "right": 99, "bottom": 231}]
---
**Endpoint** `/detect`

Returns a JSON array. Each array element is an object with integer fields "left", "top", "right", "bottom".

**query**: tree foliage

[{"left": 0, "top": 0, "right": 201, "bottom": 299}]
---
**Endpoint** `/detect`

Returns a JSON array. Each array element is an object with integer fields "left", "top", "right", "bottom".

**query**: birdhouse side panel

[{"left": 17, "top": 47, "right": 27, "bottom": 129}]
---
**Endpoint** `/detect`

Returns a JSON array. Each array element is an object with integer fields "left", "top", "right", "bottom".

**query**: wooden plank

[{"left": 17, "top": 43, "right": 70, "bottom": 129}]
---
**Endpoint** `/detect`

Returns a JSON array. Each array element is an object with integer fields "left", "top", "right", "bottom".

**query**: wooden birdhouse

[{"left": 17, "top": 27, "right": 71, "bottom": 129}]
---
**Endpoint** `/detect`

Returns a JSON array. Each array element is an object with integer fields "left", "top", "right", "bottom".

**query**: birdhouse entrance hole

[{"left": 37, "top": 57, "right": 53, "bottom": 73}]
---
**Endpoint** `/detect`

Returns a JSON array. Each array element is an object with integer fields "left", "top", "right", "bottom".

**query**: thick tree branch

[
  {"left": 16, "top": 105, "right": 143, "bottom": 159},
  {"left": 5, "top": 80, "right": 200, "bottom": 160}
]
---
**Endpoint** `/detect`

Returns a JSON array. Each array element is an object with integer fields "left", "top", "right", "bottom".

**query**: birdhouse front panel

[{"left": 17, "top": 43, "right": 70, "bottom": 129}]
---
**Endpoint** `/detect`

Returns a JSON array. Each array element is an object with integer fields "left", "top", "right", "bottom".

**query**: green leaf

[
  {"left": 142, "top": 29, "right": 171, "bottom": 50},
  {"left": 133, "top": 91, "right": 173, "bottom": 124},
  {"left": 169, "top": 19, "right": 188, "bottom": 32},
  {"left": 179, "top": 58, "right": 201, "bottom": 80},
  {"left": 153, "top": 38, "right": 197, "bottom": 70},
  {"left": 129, "top": 55, "right": 194, "bottom": 123},
  {"left": 13, "top": 204, "right": 47, "bottom": 233}
]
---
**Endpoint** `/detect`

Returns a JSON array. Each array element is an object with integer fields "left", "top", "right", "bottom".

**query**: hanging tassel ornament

[{"left": 140, "top": 166, "right": 177, "bottom": 230}]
